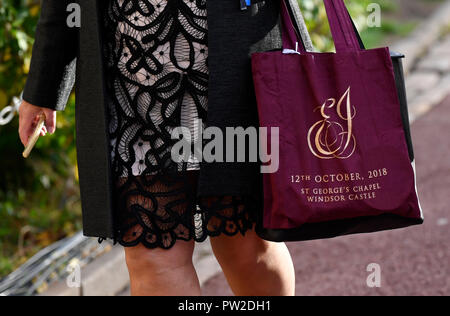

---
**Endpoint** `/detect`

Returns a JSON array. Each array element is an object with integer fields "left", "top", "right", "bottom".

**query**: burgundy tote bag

[{"left": 251, "top": 0, "right": 423, "bottom": 242}]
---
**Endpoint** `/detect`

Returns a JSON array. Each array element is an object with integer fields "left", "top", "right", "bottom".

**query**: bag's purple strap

[
  {"left": 281, "top": 0, "right": 362, "bottom": 53},
  {"left": 323, "top": 0, "right": 361, "bottom": 52},
  {"left": 281, "top": 0, "right": 307, "bottom": 52}
]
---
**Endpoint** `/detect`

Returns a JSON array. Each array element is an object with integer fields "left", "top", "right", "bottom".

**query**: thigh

[
  {"left": 209, "top": 222, "right": 271, "bottom": 266},
  {"left": 116, "top": 171, "right": 200, "bottom": 270},
  {"left": 124, "top": 238, "right": 196, "bottom": 273},
  {"left": 114, "top": 171, "right": 199, "bottom": 249}
]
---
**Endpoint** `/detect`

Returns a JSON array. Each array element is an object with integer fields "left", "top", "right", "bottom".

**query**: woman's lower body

[{"left": 101, "top": 0, "right": 295, "bottom": 295}]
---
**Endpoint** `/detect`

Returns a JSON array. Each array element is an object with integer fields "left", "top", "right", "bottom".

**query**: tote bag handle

[
  {"left": 280, "top": 0, "right": 308, "bottom": 53},
  {"left": 281, "top": 0, "right": 364, "bottom": 53}
]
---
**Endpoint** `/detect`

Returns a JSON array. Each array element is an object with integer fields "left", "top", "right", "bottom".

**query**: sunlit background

[{"left": 0, "top": 0, "right": 447, "bottom": 293}]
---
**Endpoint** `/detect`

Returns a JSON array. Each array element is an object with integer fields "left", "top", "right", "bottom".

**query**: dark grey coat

[{"left": 23, "top": 0, "right": 310, "bottom": 239}]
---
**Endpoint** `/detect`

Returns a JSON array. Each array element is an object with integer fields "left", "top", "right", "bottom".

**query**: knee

[
  {"left": 124, "top": 240, "right": 195, "bottom": 275},
  {"left": 211, "top": 228, "right": 273, "bottom": 268}
]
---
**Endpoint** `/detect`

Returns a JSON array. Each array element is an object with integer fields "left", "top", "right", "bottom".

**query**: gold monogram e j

[{"left": 307, "top": 86, "right": 356, "bottom": 159}]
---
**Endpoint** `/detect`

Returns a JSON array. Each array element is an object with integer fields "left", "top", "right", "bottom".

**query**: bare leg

[
  {"left": 209, "top": 225, "right": 295, "bottom": 296},
  {"left": 124, "top": 239, "right": 200, "bottom": 296}
]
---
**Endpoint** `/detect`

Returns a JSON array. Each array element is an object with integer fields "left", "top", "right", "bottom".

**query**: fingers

[
  {"left": 21, "top": 120, "right": 47, "bottom": 146},
  {"left": 18, "top": 101, "right": 54, "bottom": 147},
  {"left": 19, "top": 128, "right": 28, "bottom": 147},
  {"left": 41, "top": 125, "right": 47, "bottom": 136},
  {"left": 18, "top": 102, "right": 30, "bottom": 146},
  {"left": 18, "top": 113, "right": 33, "bottom": 147},
  {"left": 43, "top": 109, "right": 56, "bottom": 134}
]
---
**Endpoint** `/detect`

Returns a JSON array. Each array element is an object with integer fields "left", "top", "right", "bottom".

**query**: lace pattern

[
  {"left": 101, "top": 0, "right": 259, "bottom": 249},
  {"left": 113, "top": 171, "right": 259, "bottom": 249}
]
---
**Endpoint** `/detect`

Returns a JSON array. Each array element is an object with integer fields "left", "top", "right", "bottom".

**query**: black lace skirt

[{"left": 100, "top": 0, "right": 259, "bottom": 249}]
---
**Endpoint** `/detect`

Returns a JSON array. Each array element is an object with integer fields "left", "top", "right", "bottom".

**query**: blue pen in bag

[{"left": 240, "top": 0, "right": 251, "bottom": 11}]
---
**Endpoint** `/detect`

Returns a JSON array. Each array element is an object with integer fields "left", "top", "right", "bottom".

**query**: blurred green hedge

[
  {"left": 0, "top": 0, "right": 80, "bottom": 277},
  {"left": 299, "top": 0, "right": 404, "bottom": 51}
]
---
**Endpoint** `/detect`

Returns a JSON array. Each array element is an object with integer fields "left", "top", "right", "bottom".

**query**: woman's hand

[{"left": 18, "top": 100, "right": 56, "bottom": 147}]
